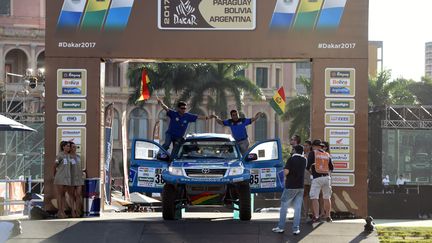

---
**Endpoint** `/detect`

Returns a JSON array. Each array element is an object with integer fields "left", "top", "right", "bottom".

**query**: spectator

[{"left": 272, "top": 145, "right": 306, "bottom": 235}]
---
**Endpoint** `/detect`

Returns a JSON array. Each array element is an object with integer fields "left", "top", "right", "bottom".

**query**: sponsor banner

[
  {"left": 56, "top": 127, "right": 86, "bottom": 163},
  {"left": 325, "top": 68, "right": 355, "bottom": 97},
  {"left": 250, "top": 167, "right": 277, "bottom": 189},
  {"left": 137, "top": 167, "right": 164, "bottom": 188},
  {"left": 325, "top": 98, "right": 355, "bottom": 112},
  {"left": 325, "top": 112, "right": 355, "bottom": 126},
  {"left": 57, "top": 69, "right": 87, "bottom": 97},
  {"left": 57, "top": 113, "right": 87, "bottom": 125},
  {"left": 57, "top": 99, "right": 87, "bottom": 111},
  {"left": 325, "top": 127, "right": 355, "bottom": 172},
  {"left": 158, "top": 0, "right": 256, "bottom": 30},
  {"left": 331, "top": 173, "right": 355, "bottom": 187}
]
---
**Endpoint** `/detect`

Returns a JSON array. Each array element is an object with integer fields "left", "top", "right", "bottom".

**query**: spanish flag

[
  {"left": 137, "top": 68, "right": 151, "bottom": 102},
  {"left": 269, "top": 87, "right": 286, "bottom": 115}
]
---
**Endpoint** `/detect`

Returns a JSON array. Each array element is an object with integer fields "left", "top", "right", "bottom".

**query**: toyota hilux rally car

[{"left": 129, "top": 133, "right": 284, "bottom": 220}]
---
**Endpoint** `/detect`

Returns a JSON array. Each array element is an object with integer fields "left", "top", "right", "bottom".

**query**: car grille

[{"left": 185, "top": 168, "right": 227, "bottom": 178}]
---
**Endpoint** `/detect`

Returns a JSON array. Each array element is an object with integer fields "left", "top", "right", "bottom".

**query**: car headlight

[
  {"left": 168, "top": 166, "right": 183, "bottom": 176},
  {"left": 228, "top": 167, "right": 244, "bottom": 176}
]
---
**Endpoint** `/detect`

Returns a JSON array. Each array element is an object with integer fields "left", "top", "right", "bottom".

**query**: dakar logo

[{"left": 174, "top": 0, "right": 197, "bottom": 25}]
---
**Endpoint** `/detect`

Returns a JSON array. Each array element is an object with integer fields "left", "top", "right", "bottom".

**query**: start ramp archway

[{"left": 45, "top": 0, "right": 368, "bottom": 216}]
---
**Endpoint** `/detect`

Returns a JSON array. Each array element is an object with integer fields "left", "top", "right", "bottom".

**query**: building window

[
  {"left": 128, "top": 108, "right": 148, "bottom": 140},
  {"left": 106, "top": 63, "right": 121, "bottom": 87},
  {"left": 275, "top": 68, "right": 281, "bottom": 88},
  {"left": 254, "top": 113, "right": 268, "bottom": 141},
  {"left": 0, "top": 0, "right": 11, "bottom": 16},
  {"left": 256, "top": 67, "right": 268, "bottom": 88},
  {"left": 113, "top": 110, "right": 120, "bottom": 141}
]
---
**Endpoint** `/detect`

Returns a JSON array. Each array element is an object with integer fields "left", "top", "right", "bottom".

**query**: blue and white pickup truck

[{"left": 129, "top": 133, "right": 285, "bottom": 220}]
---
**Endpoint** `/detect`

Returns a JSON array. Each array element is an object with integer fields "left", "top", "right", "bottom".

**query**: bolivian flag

[
  {"left": 136, "top": 68, "right": 151, "bottom": 102},
  {"left": 269, "top": 87, "right": 286, "bottom": 115}
]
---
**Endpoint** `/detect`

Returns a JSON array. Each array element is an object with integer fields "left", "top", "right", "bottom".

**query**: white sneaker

[
  {"left": 293, "top": 229, "right": 300, "bottom": 235},
  {"left": 272, "top": 227, "right": 284, "bottom": 233}
]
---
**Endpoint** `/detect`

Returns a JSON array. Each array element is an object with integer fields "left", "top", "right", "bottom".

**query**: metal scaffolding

[
  {"left": 1, "top": 72, "right": 45, "bottom": 179},
  {"left": 381, "top": 105, "right": 432, "bottom": 129}
]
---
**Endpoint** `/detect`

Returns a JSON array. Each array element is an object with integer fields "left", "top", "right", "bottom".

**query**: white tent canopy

[{"left": 0, "top": 114, "right": 36, "bottom": 132}]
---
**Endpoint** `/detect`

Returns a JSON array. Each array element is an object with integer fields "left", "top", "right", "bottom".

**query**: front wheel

[
  {"left": 238, "top": 183, "right": 251, "bottom": 220},
  {"left": 162, "top": 184, "right": 177, "bottom": 220}
]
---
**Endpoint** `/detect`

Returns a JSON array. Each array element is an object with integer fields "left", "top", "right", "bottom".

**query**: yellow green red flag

[
  {"left": 269, "top": 87, "right": 286, "bottom": 115},
  {"left": 136, "top": 68, "right": 151, "bottom": 102}
]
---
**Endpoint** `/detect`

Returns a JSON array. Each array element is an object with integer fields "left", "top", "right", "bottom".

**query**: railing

[{"left": 0, "top": 178, "right": 43, "bottom": 216}]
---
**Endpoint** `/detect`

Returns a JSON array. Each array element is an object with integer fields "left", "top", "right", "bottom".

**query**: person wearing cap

[
  {"left": 307, "top": 139, "right": 334, "bottom": 223},
  {"left": 272, "top": 144, "right": 306, "bottom": 235},
  {"left": 213, "top": 110, "right": 263, "bottom": 155},
  {"left": 157, "top": 97, "right": 209, "bottom": 151}
]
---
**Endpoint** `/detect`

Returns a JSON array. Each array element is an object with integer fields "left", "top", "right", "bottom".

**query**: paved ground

[{"left": 1, "top": 212, "right": 383, "bottom": 243}]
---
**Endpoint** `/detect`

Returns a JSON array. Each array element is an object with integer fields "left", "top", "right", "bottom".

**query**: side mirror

[
  {"left": 156, "top": 153, "right": 170, "bottom": 161},
  {"left": 245, "top": 153, "right": 258, "bottom": 162}
]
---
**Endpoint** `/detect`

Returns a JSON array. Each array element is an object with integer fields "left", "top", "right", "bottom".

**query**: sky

[{"left": 369, "top": 0, "right": 432, "bottom": 81}]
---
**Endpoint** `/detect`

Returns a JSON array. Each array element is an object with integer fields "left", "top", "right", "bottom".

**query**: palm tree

[
  {"left": 281, "top": 76, "right": 311, "bottom": 140},
  {"left": 177, "top": 63, "right": 263, "bottom": 119}
]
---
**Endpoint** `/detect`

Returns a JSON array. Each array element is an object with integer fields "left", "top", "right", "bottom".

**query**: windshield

[{"left": 176, "top": 141, "right": 239, "bottom": 160}]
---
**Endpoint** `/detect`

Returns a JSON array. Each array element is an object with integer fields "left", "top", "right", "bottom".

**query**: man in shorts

[{"left": 307, "top": 139, "right": 334, "bottom": 223}]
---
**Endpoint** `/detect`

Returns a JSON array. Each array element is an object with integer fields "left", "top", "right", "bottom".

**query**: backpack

[{"left": 313, "top": 150, "right": 330, "bottom": 174}]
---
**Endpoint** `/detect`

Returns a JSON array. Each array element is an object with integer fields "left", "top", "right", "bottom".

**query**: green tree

[
  {"left": 409, "top": 76, "right": 432, "bottom": 105},
  {"left": 281, "top": 76, "right": 310, "bottom": 140},
  {"left": 368, "top": 70, "right": 417, "bottom": 110}
]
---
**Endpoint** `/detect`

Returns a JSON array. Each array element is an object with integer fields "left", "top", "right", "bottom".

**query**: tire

[
  {"left": 162, "top": 184, "right": 177, "bottom": 220},
  {"left": 238, "top": 183, "right": 251, "bottom": 220}
]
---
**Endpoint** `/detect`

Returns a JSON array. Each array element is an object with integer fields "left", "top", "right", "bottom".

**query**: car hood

[{"left": 171, "top": 159, "right": 242, "bottom": 168}]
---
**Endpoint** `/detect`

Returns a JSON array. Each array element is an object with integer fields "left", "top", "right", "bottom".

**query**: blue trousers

[{"left": 277, "top": 188, "right": 304, "bottom": 231}]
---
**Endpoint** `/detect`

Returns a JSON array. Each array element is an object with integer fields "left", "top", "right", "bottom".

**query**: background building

[{"left": 426, "top": 42, "right": 432, "bottom": 78}]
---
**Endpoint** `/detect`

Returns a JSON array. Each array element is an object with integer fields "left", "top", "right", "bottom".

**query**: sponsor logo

[
  {"left": 330, "top": 87, "right": 350, "bottom": 95},
  {"left": 329, "top": 129, "right": 350, "bottom": 137},
  {"left": 330, "top": 71, "right": 350, "bottom": 78},
  {"left": 62, "top": 72, "right": 82, "bottom": 79},
  {"left": 330, "top": 115, "right": 350, "bottom": 122},
  {"left": 62, "top": 102, "right": 82, "bottom": 109},
  {"left": 330, "top": 137, "right": 350, "bottom": 145},
  {"left": 331, "top": 154, "right": 350, "bottom": 161},
  {"left": 62, "top": 88, "right": 82, "bottom": 95},
  {"left": 62, "top": 79, "right": 82, "bottom": 87},
  {"left": 330, "top": 78, "right": 350, "bottom": 86},
  {"left": 330, "top": 146, "right": 350, "bottom": 151},
  {"left": 330, "top": 101, "right": 350, "bottom": 108}
]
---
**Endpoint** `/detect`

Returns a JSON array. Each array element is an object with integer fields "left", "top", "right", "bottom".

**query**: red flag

[{"left": 136, "top": 68, "right": 150, "bottom": 101}]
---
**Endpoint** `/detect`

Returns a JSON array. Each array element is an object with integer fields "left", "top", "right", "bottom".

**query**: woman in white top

[
  {"left": 68, "top": 142, "right": 85, "bottom": 217},
  {"left": 53, "top": 141, "right": 71, "bottom": 218}
]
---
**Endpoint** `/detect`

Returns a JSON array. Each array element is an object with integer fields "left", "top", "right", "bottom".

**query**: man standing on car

[
  {"left": 157, "top": 97, "right": 208, "bottom": 151},
  {"left": 272, "top": 145, "right": 306, "bottom": 235},
  {"left": 213, "top": 110, "right": 263, "bottom": 155},
  {"left": 307, "top": 139, "right": 334, "bottom": 223}
]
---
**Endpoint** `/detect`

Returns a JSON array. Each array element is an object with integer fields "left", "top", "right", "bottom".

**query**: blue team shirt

[
  {"left": 166, "top": 109, "right": 198, "bottom": 138},
  {"left": 223, "top": 118, "right": 252, "bottom": 141}
]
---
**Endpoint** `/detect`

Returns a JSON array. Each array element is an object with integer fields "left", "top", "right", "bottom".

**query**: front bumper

[{"left": 162, "top": 171, "right": 250, "bottom": 185}]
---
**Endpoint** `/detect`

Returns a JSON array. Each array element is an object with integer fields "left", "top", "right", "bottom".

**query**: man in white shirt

[
  {"left": 396, "top": 174, "right": 407, "bottom": 193},
  {"left": 382, "top": 175, "right": 390, "bottom": 193}
]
